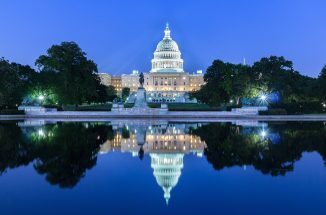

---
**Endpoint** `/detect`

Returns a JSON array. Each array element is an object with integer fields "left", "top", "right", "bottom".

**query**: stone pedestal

[
  {"left": 160, "top": 103, "right": 168, "bottom": 114},
  {"left": 134, "top": 87, "right": 147, "bottom": 108}
]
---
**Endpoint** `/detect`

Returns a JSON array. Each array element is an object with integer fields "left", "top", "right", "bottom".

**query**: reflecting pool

[{"left": 0, "top": 120, "right": 326, "bottom": 215}]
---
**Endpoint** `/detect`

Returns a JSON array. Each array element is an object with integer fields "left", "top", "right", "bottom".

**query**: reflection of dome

[
  {"left": 150, "top": 153, "right": 184, "bottom": 204},
  {"left": 151, "top": 23, "right": 184, "bottom": 73}
]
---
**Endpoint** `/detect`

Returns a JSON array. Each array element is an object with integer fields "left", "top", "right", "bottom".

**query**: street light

[
  {"left": 38, "top": 95, "right": 45, "bottom": 101},
  {"left": 260, "top": 95, "right": 267, "bottom": 101}
]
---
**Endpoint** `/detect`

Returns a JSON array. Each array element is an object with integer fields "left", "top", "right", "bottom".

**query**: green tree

[
  {"left": 106, "top": 85, "right": 117, "bottom": 102},
  {"left": 190, "top": 60, "right": 232, "bottom": 106},
  {"left": 0, "top": 58, "right": 37, "bottom": 108},
  {"left": 121, "top": 87, "right": 130, "bottom": 101},
  {"left": 192, "top": 56, "right": 319, "bottom": 107},
  {"left": 92, "top": 84, "right": 110, "bottom": 103},
  {"left": 318, "top": 65, "right": 326, "bottom": 102},
  {"left": 35, "top": 42, "right": 101, "bottom": 105},
  {"left": 252, "top": 56, "right": 316, "bottom": 102},
  {"left": 191, "top": 60, "right": 260, "bottom": 106}
]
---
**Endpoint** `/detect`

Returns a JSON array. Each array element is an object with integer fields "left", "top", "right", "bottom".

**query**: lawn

[
  {"left": 147, "top": 103, "right": 221, "bottom": 111},
  {"left": 63, "top": 104, "right": 112, "bottom": 111}
]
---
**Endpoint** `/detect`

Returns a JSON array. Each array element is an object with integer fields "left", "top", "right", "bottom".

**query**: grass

[
  {"left": 168, "top": 103, "right": 221, "bottom": 111},
  {"left": 63, "top": 104, "right": 112, "bottom": 111},
  {"left": 62, "top": 103, "right": 134, "bottom": 111},
  {"left": 148, "top": 103, "right": 221, "bottom": 111}
]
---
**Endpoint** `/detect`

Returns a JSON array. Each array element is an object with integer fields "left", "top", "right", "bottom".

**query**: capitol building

[{"left": 99, "top": 24, "right": 204, "bottom": 103}]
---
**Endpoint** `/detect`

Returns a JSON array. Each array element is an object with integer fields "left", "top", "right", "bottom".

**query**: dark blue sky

[{"left": 1, "top": 0, "right": 325, "bottom": 77}]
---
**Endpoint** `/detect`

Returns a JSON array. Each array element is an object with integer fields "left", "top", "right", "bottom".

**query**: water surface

[{"left": 0, "top": 120, "right": 326, "bottom": 215}]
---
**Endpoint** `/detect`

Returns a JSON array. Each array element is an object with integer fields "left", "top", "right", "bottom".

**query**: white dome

[
  {"left": 155, "top": 39, "right": 180, "bottom": 53},
  {"left": 151, "top": 23, "right": 184, "bottom": 73}
]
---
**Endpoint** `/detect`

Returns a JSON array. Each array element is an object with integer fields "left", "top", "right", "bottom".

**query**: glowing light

[
  {"left": 260, "top": 129, "right": 268, "bottom": 139},
  {"left": 38, "top": 95, "right": 45, "bottom": 100},
  {"left": 38, "top": 129, "right": 45, "bottom": 137},
  {"left": 230, "top": 99, "right": 234, "bottom": 103},
  {"left": 260, "top": 95, "right": 267, "bottom": 101}
]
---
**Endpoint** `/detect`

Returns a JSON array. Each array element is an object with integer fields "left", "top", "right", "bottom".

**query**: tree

[
  {"left": 106, "top": 85, "right": 117, "bottom": 102},
  {"left": 190, "top": 60, "right": 232, "bottom": 106},
  {"left": 0, "top": 58, "right": 37, "bottom": 108},
  {"left": 191, "top": 60, "right": 256, "bottom": 106},
  {"left": 318, "top": 65, "right": 326, "bottom": 102},
  {"left": 192, "top": 56, "right": 319, "bottom": 107},
  {"left": 121, "top": 87, "right": 130, "bottom": 101},
  {"left": 252, "top": 56, "right": 316, "bottom": 103},
  {"left": 35, "top": 42, "right": 101, "bottom": 105}
]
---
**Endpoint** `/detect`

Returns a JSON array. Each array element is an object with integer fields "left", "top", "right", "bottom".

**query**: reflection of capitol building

[
  {"left": 99, "top": 24, "right": 204, "bottom": 102},
  {"left": 99, "top": 122, "right": 206, "bottom": 204}
]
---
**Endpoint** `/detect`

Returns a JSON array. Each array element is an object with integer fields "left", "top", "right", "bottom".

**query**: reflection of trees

[
  {"left": 193, "top": 122, "right": 326, "bottom": 176},
  {"left": 1, "top": 121, "right": 326, "bottom": 186},
  {"left": 0, "top": 122, "right": 113, "bottom": 188},
  {"left": 0, "top": 122, "right": 34, "bottom": 175},
  {"left": 32, "top": 123, "right": 110, "bottom": 188},
  {"left": 121, "top": 126, "right": 130, "bottom": 139}
]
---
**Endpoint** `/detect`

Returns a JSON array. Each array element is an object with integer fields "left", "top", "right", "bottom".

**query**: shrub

[
  {"left": 226, "top": 105, "right": 242, "bottom": 111},
  {"left": 168, "top": 103, "right": 221, "bottom": 111},
  {"left": 0, "top": 109, "right": 25, "bottom": 115},
  {"left": 43, "top": 105, "right": 63, "bottom": 111},
  {"left": 63, "top": 104, "right": 112, "bottom": 111},
  {"left": 270, "top": 102, "right": 325, "bottom": 114},
  {"left": 123, "top": 103, "right": 134, "bottom": 108},
  {"left": 147, "top": 103, "right": 161, "bottom": 108},
  {"left": 259, "top": 109, "right": 287, "bottom": 115}
]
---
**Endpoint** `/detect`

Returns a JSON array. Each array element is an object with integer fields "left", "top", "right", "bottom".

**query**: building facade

[
  {"left": 121, "top": 70, "right": 141, "bottom": 92},
  {"left": 98, "top": 73, "right": 112, "bottom": 86},
  {"left": 98, "top": 24, "right": 204, "bottom": 102},
  {"left": 111, "top": 76, "right": 122, "bottom": 93}
]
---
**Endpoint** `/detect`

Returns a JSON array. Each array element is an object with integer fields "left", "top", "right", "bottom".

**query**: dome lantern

[{"left": 164, "top": 22, "right": 171, "bottom": 39}]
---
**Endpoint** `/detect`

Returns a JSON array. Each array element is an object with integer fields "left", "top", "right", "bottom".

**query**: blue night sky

[{"left": 0, "top": 0, "right": 325, "bottom": 77}]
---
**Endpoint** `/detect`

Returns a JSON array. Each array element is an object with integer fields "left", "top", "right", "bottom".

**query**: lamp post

[
  {"left": 260, "top": 95, "right": 267, "bottom": 101},
  {"left": 38, "top": 95, "right": 45, "bottom": 101}
]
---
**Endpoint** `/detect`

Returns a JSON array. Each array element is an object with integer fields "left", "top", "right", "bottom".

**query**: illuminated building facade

[{"left": 98, "top": 24, "right": 204, "bottom": 103}]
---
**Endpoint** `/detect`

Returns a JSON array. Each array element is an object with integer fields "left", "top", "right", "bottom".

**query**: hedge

[
  {"left": 259, "top": 109, "right": 287, "bottom": 115},
  {"left": 270, "top": 102, "right": 325, "bottom": 114},
  {"left": 0, "top": 109, "right": 25, "bottom": 115}
]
